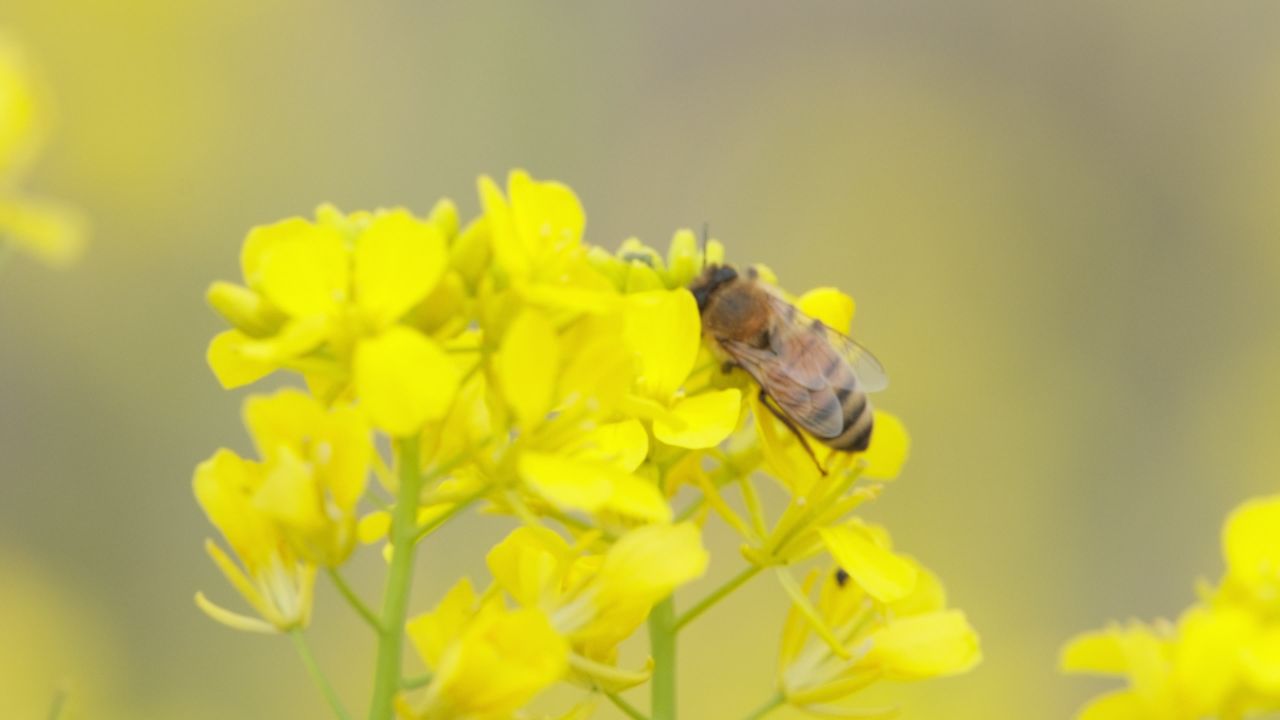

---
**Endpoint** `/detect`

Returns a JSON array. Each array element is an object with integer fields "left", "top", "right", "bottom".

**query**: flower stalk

[
  {"left": 649, "top": 596, "right": 679, "bottom": 720},
  {"left": 368, "top": 437, "right": 424, "bottom": 720},
  {"left": 290, "top": 629, "right": 352, "bottom": 720}
]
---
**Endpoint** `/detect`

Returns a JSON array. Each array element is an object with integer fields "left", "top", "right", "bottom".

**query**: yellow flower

[
  {"left": 402, "top": 578, "right": 568, "bottom": 720},
  {"left": 206, "top": 205, "right": 462, "bottom": 436},
  {"left": 241, "top": 389, "right": 371, "bottom": 565},
  {"left": 479, "top": 169, "right": 584, "bottom": 286},
  {"left": 1063, "top": 494, "right": 1280, "bottom": 719},
  {"left": 1061, "top": 621, "right": 1187, "bottom": 720},
  {"left": 778, "top": 563, "right": 979, "bottom": 713},
  {"left": 623, "top": 288, "right": 743, "bottom": 449},
  {"left": 0, "top": 34, "right": 85, "bottom": 267},
  {"left": 1221, "top": 494, "right": 1280, "bottom": 610},
  {"left": 192, "top": 449, "right": 316, "bottom": 633},
  {"left": 486, "top": 523, "right": 708, "bottom": 687}
]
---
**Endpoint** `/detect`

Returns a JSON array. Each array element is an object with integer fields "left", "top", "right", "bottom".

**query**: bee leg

[
  {"left": 757, "top": 389, "right": 828, "bottom": 476},
  {"left": 720, "top": 360, "right": 739, "bottom": 374}
]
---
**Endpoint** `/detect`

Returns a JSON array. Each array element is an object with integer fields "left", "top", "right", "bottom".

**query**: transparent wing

[
  {"left": 762, "top": 292, "right": 889, "bottom": 394},
  {"left": 721, "top": 338, "right": 845, "bottom": 439}
]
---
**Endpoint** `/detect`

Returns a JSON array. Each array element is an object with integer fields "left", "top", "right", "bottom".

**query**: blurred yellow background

[{"left": 4, "top": 2, "right": 1280, "bottom": 718}]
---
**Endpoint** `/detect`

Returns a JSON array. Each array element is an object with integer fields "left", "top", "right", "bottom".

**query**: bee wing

[
  {"left": 721, "top": 338, "right": 845, "bottom": 439},
  {"left": 763, "top": 294, "right": 889, "bottom": 394}
]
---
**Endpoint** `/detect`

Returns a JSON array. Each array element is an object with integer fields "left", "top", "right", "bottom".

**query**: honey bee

[{"left": 689, "top": 264, "right": 888, "bottom": 463}]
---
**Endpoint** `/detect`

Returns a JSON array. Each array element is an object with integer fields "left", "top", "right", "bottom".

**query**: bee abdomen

[{"left": 827, "top": 386, "right": 874, "bottom": 452}]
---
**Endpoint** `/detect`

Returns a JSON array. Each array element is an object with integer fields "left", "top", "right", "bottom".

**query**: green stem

[
  {"left": 327, "top": 568, "right": 382, "bottom": 632},
  {"left": 674, "top": 566, "right": 761, "bottom": 631},
  {"left": 741, "top": 692, "right": 784, "bottom": 720},
  {"left": 648, "top": 596, "right": 678, "bottom": 720},
  {"left": 290, "top": 629, "right": 353, "bottom": 720},
  {"left": 368, "top": 438, "right": 425, "bottom": 720},
  {"left": 603, "top": 689, "right": 649, "bottom": 720}
]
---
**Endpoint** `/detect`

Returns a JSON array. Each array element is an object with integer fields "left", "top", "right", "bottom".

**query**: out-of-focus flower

[
  {"left": 1063, "top": 494, "right": 1280, "bottom": 719},
  {"left": 0, "top": 32, "right": 85, "bottom": 267},
  {"left": 401, "top": 578, "right": 568, "bottom": 720}
]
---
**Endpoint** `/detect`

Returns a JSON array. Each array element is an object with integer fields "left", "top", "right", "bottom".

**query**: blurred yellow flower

[
  {"left": 0, "top": 32, "right": 85, "bottom": 268},
  {"left": 1063, "top": 494, "right": 1280, "bottom": 719},
  {"left": 402, "top": 578, "right": 568, "bottom": 720}
]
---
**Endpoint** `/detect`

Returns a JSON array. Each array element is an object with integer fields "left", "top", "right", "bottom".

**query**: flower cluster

[
  {"left": 194, "top": 170, "right": 979, "bottom": 719},
  {"left": 0, "top": 31, "right": 84, "bottom": 268},
  {"left": 1062, "top": 495, "right": 1280, "bottom": 719}
]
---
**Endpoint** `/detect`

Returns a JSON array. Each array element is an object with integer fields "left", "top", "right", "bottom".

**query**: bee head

[{"left": 689, "top": 264, "right": 739, "bottom": 312}]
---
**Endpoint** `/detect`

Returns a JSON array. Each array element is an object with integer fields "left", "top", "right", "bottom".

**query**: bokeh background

[{"left": 4, "top": 2, "right": 1280, "bottom": 718}]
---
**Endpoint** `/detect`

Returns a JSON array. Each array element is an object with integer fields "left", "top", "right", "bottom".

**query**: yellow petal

[
  {"left": 427, "top": 196, "right": 459, "bottom": 240},
  {"left": 354, "top": 327, "right": 460, "bottom": 436},
  {"left": 653, "top": 389, "right": 742, "bottom": 449},
  {"left": 624, "top": 290, "right": 700, "bottom": 400},
  {"left": 818, "top": 524, "right": 917, "bottom": 603},
  {"left": 508, "top": 169, "right": 585, "bottom": 260},
  {"left": 596, "top": 523, "right": 709, "bottom": 607},
  {"left": 256, "top": 221, "right": 349, "bottom": 318},
  {"left": 1060, "top": 629, "right": 1128, "bottom": 675},
  {"left": 243, "top": 389, "right": 323, "bottom": 459},
  {"left": 207, "top": 330, "right": 276, "bottom": 389},
  {"left": 254, "top": 448, "right": 326, "bottom": 534},
  {"left": 1076, "top": 691, "right": 1148, "bottom": 720},
  {"left": 407, "top": 578, "right": 478, "bottom": 670},
  {"left": 518, "top": 452, "right": 671, "bottom": 523},
  {"left": 1178, "top": 604, "right": 1254, "bottom": 710},
  {"left": 859, "top": 410, "right": 909, "bottom": 480},
  {"left": 353, "top": 209, "right": 447, "bottom": 327},
  {"left": 866, "top": 610, "right": 981, "bottom": 679},
  {"left": 1223, "top": 495, "right": 1280, "bottom": 598},
  {"left": 1242, "top": 625, "right": 1280, "bottom": 695},
  {"left": 486, "top": 526, "right": 571, "bottom": 608},
  {"left": 429, "top": 606, "right": 568, "bottom": 717},
  {"left": 496, "top": 310, "right": 560, "bottom": 429},
  {"left": 241, "top": 217, "right": 307, "bottom": 286},
  {"left": 797, "top": 287, "right": 855, "bottom": 334},
  {"left": 478, "top": 174, "right": 526, "bottom": 280},
  {"left": 580, "top": 420, "right": 649, "bottom": 472}
]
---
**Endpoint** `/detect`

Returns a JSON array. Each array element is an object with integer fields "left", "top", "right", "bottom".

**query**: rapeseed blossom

[
  {"left": 194, "top": 170, "right": 979, "bottom": 719},
  {"left": 1063, "top": 494, "right": 1280, "bottom": 719},
  {"left": 0, "top": 32, "right": 84, "bottom": 268}
]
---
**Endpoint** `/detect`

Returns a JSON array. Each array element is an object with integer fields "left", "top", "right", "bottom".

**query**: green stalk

[
  {"left": 648, "top": 596, "right": 678, "bottom": 720},
  {"left": 290, "top": 629, "right": 353, "bottom": 720},
  {"left": 368, "top": 438, "right": 424, "bottom": 720},
  {"left": 674, "top": 566, "right": 761, "bottom": 631},
  {"left": 741, "top": 692, "right": 784, "bottom": 720},
  {"left": 327, "top": 568, "right": 382, "bottom": 632}
]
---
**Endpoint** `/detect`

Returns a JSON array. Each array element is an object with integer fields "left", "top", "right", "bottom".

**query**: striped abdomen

[{"left": 826, "top": 384, "right": 874, "bottom": 452}]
